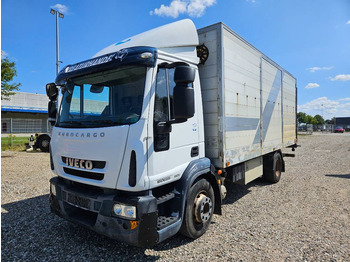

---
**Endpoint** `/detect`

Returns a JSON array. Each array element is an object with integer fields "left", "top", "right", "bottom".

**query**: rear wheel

[
  {"left": 263, "top": 152, "right": 282, "bottom": 183},
  {"left": 180, "top": 179, "right": 215, "bottom": 239}
]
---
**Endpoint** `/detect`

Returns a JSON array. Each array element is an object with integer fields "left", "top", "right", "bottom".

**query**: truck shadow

[
  {"left": 222, "top": 178, "right": 270, "bottom": 205},
  {"left": 1, "top": 194, "right": 191, "bottom": 260}
]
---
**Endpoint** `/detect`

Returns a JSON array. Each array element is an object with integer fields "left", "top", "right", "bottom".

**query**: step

[
  {"left": 157, "top": 216, "right": 178, "bottom": 230},
  {"left": 156, "top": 192, "right": 175, "bottom": 205}
]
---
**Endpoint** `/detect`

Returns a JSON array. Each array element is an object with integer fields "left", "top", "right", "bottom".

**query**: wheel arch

[{"left": 175, "top": 158, "right": 222, "bottom": 221}]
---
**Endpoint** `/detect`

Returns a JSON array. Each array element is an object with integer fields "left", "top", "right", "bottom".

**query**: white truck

[{"left": 47, "top": 19, "right": 297, "bottom": 247}]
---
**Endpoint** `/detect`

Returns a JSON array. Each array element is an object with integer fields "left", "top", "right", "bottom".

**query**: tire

[
  {"left": 180, "top": 179, "right": 215, "bottom": 239},
  {"left": 37, "top": 134, "right": 51, "bottom": 152},
  {"left": 263, "top": 152, "right": 282, "bottom": 183}
]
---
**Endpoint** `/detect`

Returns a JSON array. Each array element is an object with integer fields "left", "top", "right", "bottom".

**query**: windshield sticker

[
  {"left": 64, "top": 54, "right": 115, "bottom": 73},
  {"left": 115, "top": 49, "right": 128, "bottom": 61}
]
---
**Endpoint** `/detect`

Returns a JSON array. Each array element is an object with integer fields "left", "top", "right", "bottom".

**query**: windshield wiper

[
  {"left": 81, "top": 119, "right": 124, "bottom": 126},
  {"left": 58, "top": 121, "right": 83, "bottom": 127}
]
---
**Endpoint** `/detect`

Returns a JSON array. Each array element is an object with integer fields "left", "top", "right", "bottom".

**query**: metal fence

[
  {"left": 1, "top": 118, "right": 51, "bottom": 134},
  {"left": 298, "top": 124, "right": 342, "bottom": 134}
]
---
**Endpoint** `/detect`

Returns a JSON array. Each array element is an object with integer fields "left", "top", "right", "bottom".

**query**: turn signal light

[{"left": 130, "top": 221, "right": 139, "bottom": 230}]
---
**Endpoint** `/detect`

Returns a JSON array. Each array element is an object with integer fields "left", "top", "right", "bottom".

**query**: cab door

[{"left": 147, "top": 64, "right": 200, "bottom": 189}]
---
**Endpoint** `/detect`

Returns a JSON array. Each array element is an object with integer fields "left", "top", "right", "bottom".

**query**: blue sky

[{"left": 2, "top": 0, "right": 350, "bottom": 119}]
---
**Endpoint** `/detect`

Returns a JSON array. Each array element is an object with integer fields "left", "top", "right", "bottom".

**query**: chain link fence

[{"left": 1, "top": 118, "right": 52, "bottom": 146}]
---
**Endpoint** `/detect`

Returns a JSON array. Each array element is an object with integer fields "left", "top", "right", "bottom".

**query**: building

[
  {"left": 335, "top": 117, "right": 350, "bottom": 131},
  {"left": 1, "top": 92, "right": 50, "bottom": 135}
]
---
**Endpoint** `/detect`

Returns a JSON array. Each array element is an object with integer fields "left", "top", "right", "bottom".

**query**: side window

[
  {"left": 154, "top": 68, "right": 170, "bottom": 152},
  {"left": 154, "top": 69, "right": 169, "bottom": 122}
]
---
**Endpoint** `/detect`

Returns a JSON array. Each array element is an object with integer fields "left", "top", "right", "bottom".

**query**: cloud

[
  {"left": 306, "top": 66, "right": 334, "bottom": 73},
  {"left": 150, "top": 0, "right": 216, "bottom": 18},
  {"left": 347, "top": 20, "right": 350, "bottom": 25},
  {"left": 305, "top": 83, "right": 320, "bottom": 89},
  {"left": 50, "top": 4, "right": 68, "bottom": 14},
  {"left": 246, "top": 0, "right": 256, "bottom": 2},
  {"left": 298, "top": 97, "right": 350, "bottom": 118},
  {"left": 339, "top": 98, "right": 350, "bottom": 102},
  {"left": 330, "top": 74, "right": 350, "bottom": 81}
]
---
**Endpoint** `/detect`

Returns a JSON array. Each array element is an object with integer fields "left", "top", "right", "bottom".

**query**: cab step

[
  {"left": 157, "top": 216, "right": 178, "bottom": 230},
  {"left": 156, "top": 192, "right": 175, "bottom": 205}
]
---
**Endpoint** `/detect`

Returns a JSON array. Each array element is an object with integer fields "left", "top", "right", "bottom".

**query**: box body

[{"left": 198, "top": 23, "right": 296, "bottom": 168}]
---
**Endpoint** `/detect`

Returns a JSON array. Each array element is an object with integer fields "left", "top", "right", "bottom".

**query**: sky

[{"left": 1, "top": 0, "right": 350, "bottom": 120}]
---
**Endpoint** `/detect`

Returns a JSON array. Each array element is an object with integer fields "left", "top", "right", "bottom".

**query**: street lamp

[{"left": 50, "top": 9, "right": 64, "bottom": 75}]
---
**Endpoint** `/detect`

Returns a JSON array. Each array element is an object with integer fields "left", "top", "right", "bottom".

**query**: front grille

[
  {"left": 63, "top": 167, "right": 104, "bottom": 181},
  {"left": 61, "top": 157, "right": 106, "bottom": 169}
]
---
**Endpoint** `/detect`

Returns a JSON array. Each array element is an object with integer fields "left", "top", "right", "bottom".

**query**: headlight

[
  {"left": 113, "top": 203, "right": 136, "bottom": 219},
  {"left": 50, "top": 184, "right": 56, "bottom": 196}
]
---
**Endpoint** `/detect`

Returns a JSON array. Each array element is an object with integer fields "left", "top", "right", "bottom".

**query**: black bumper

[{"left": 49, "top": 177, "right": 158, "bottom": 247}]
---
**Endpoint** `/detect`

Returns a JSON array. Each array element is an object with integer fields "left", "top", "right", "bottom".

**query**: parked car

[{"left": 334, "top": 126, "right": 345, "bottom": 133}]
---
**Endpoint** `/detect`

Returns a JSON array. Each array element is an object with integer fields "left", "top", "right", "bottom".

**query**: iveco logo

[
  {"left": 58, "top": 132, "right": 105, "bottom": 138},
  {"left": 66, "top": 157, "right": 93, "bottom": 170}
]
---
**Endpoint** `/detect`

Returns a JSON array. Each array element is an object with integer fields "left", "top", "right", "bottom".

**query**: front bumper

[{"left": 49, "top": 177, "right": 158, "bottom": 247}]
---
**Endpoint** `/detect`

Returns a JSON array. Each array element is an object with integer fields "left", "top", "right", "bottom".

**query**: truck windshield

[{"left": 57, "top": 66, "right": 146, "bottom": 128}]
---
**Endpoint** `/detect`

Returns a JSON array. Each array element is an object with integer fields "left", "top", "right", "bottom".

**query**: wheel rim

[
  {"left": 194, "top": 192, "right": 212, "bottom": 223},
  {"left": 41, "top": 140, "right": 49, "bottom": 148}
]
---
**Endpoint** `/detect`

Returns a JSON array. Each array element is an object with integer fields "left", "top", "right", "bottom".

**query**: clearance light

[
  {"left": 217, "top": 170, "right": 223, "bottom": 175},
  {"left": 226, "top": 162, "right": 230, "bottom": 167},
  {"left": 113, "top": 203, "right": 136, "bottom": 219},
  {"left": 140, "top": 52, "right": 153, "bottom": 59}
]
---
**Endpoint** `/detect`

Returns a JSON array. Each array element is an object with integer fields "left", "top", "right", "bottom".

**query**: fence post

[{"left": 10, "top": 118, "right": 13, "bottom": 146}]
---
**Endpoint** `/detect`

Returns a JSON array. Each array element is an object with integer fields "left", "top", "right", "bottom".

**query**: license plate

[{"left": 66, "top": 192, "right": 90, "bottom": 210}]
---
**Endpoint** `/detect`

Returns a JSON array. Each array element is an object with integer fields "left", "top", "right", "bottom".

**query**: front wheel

[{"left": 180, "top": 179, "right": 215, "bottom": 239}]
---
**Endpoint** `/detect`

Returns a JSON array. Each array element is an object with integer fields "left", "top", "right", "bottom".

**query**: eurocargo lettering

[{"left": 46, "top": 19, "right": 298, "bottom": 247}]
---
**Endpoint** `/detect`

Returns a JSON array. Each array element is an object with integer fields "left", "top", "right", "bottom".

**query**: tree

[
  {"left": 314, "top": 114, "right": 325, "bottom": 125},
  {"left": 297, "top": 112, "right": 308, "bottom": 124},
  {"left": 1, "top": 53, "right": 21, "bottom": 100},
  {"left": 305, "top": 115, "right": 314, "bottom": 124}
]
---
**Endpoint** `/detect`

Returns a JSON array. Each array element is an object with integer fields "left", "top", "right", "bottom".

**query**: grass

[{"left": 1, "top": 135, "right": 30, "bottom": 151}]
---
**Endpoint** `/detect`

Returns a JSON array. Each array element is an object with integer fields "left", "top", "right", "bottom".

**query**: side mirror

[
  {"left": 173, "top": 66, "right": 195, "bottom": 120},
  {"left": 155, "top": 122, "right": 172, "bottom": 134},
  {"left": 46, "top": 83, "right": 58, "bottom": 101},
  {"left": 48, "top": 101, "right": 57, "bottom": 125}
]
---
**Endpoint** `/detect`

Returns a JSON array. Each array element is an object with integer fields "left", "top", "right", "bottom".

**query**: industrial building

[{"left": 1, "top": 92, "right": 50, "bottom": 135}]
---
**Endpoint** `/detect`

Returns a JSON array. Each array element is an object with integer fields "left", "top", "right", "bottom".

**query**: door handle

[{"left": 191, "top": 146, "right": 199, "bottom": 157}]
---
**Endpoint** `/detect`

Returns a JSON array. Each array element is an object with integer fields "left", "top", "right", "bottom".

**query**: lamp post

[{"left": 50, "top": 9, "right": 64, "bottom": 75}]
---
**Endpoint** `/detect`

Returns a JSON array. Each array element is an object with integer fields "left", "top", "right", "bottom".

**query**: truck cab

[{"left": 48, "top": 19, "right": 221, "bottom": 246}]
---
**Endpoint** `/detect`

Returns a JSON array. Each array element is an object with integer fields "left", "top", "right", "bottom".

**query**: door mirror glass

[
  {"left": 48, "top": 101, "right": 57, "bottom": 125},
  {"left": 173, "top": 66, "right": 195, "bottom": 120},
  {"left": 46, "top": 83, "right": 58, "bottom": 101}
]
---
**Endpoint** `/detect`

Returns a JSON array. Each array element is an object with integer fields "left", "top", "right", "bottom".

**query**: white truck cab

[{"left": 47, "top": 19, "right": 297, "bottom": 246}]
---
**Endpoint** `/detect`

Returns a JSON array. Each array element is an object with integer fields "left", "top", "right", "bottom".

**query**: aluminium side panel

[
  {"left": 197, "top": 24, "right": 223, "bottom": 167},
  {"left": 222, "top": 25, "right": 262, "bottom": 167},
  {"left": 282, "top": 73, "right": 297, "bottom": 146},
  {"left": 261, "top": 58, "right": 283, "bottom": 154}
]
